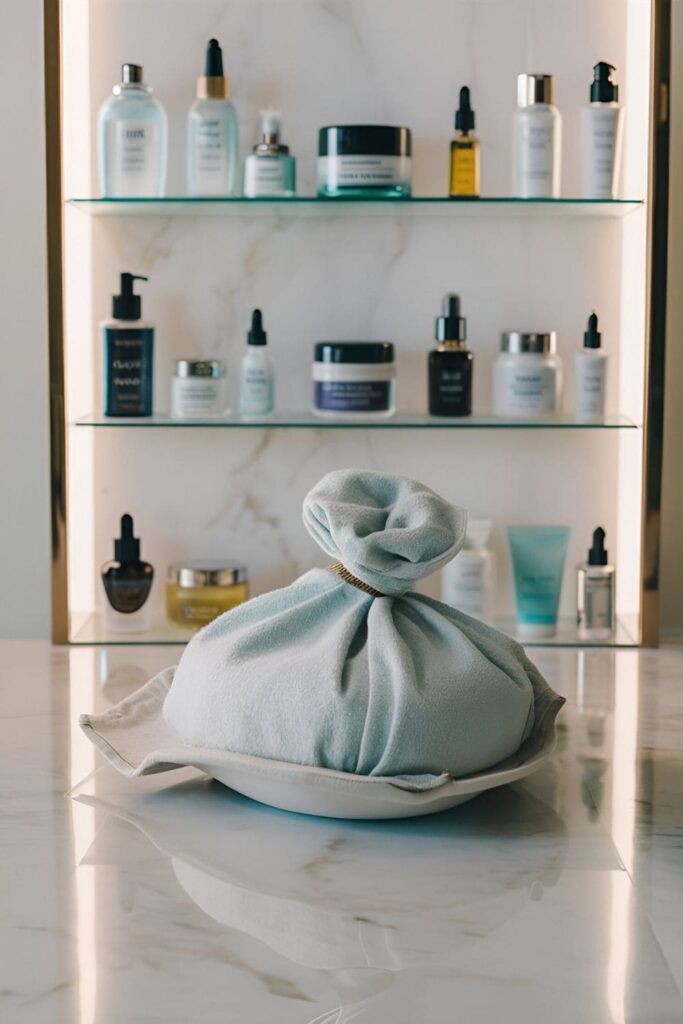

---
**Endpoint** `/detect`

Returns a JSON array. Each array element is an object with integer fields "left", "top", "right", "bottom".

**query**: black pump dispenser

[
  {"left": 455, "top": 86, "right": 475, "bottom": 132},
  {"left": 114, "top": 514, "right": 141, "bottom": 563},
  {"left": 590, "top": 62, "right": 619, "bottom": 103},
  {"left": 247, "top": 308, "right": 267, "bottom": 346},
  {"left": 588, "top": 526, "right": 608, "bottom": 566},
  {"left": 112, "top": 273, "right": 147, "bottom": 320},
  {"left": 205, "top": 38, "right": 224, "bottom": 77},
  {"left": 435, "top": 294, "right": 467, "bottom": 343},
  {"left": 583, "top": 311, "right": 602, "bottom": 349}
]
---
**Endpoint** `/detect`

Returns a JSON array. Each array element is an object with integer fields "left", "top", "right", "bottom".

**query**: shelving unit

[{"left": 46, "top": 0, "right": 671, "bottom": 648}]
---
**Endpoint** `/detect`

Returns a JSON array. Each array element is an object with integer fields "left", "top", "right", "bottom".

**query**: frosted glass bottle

[
  {"left": 98, "top": 64, "right": 167, "bottom": 198},
  {"left": 513, "top": 74, "right": 562, "bottom": 199},
  {"left": 187, "top": 39, "right": 239, "bottom": 197}
]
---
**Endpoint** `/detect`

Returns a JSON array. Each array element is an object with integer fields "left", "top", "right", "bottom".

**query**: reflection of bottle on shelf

[{"left": 101, "top": 515, "right": 154, "bottom": 633}]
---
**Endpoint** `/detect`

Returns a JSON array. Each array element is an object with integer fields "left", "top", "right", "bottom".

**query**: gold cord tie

[{"left": 328, "top": 562, "right": 386, "bottom": 598}]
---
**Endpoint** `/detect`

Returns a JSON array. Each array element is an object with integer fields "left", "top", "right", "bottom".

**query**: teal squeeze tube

[{"left": 507, "top": 525, "right": 570, "bottom": 637}]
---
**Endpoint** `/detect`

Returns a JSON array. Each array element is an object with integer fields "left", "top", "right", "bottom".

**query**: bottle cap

[
  {"left": 435, "top": 294, "right": 467, "bottom": 342},
  {"left": 112, "top": 273, "right": 147, "bottom": 320},
  {"left": 121, "top": 64, "right": 143, "bottom": 85},
  {"left": 590, "top": 62, "right": 619, "bottom": 103},
  {"left": 583, "top": 311, "right": 602, "bottom": 349},
  {"left": 501, "top": 331, "right": 556, "bottom": 354},
  {"left": 588, "top": 526, "right": 608, "bottom": 565},
  {"left": 517, "top": 73, "right": 554, "bottom": 107},
  {"left": 247, "top": 309, "right": 267, "bottom": 346},
  {"left": 197, "top": 38, "right": 229, "bottom": 99},
  {"left": 455, "top": 86, "right": 475, "bottom": 132},
  {"left": 114, "top": 514, "right": 141, "bottom": 563}
]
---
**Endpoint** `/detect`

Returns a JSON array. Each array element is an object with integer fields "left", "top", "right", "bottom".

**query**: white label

[
  {"left": 496, "top": 363, "right": 558, "bottom": 414},
  {"left": 244, "top": 157, "right": 290, "bottom": 196},
  {"left": 514, "top": 110, "right": 559, "bottom": 198},
  {"left": 240, "top": 364, "right": 274, "bottom": 416},
  {"left": 171, "top": 376, "right": 225, "bottom": 417},
  {"left": 106, "top": 120, "right": 161, "bottom": 197},
  {"left": 581, "top": 106, "right": 623, "bottom": 199},
  {"left": 442, "top": 551, "right": 495, "bottom": 621},
  {"left": 575, "top": 353, "right": 607, "bottom": 418},
  {"left": 318, "top": 155, "right": 411, "bottom": 189}
]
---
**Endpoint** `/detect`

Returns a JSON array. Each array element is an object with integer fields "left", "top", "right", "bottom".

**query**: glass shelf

[
  {"left": 69, "top": 611, "right": 638, "bottom": 648},
  {"left": 67, "top": 196, "right": 644, "bottom": 219},
  {"left": 73, "top": 411, "right": 639, "bottom": 430}
]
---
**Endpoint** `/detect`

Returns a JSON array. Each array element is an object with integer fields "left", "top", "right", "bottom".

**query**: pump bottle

[
  {"left": 449, "top": 87, "right": 480, "bottom": 197},
  {"left": 577, "top": 527, "right": 616, "bottom": 639},
  {"left": 581, "top": 63, "right": 623, "bottom": 199},
  {"left": 239, "top": 309, "right": 274, "bottom": 418},
  {"left": 575, "top": 312, "right": 607, "bottom": 421},
  {"left": 243, "top": 110, "right": 297, "bottom": 197},
  {"left": 428, "top": 294, "right": 473, "bottom": 416},
  {"left": 101, "top": 514, "right": 154, "bottom": 633},
  {"left": 187, "top": 39, "right": 239, "bottom": 196},
  {"left": 102, "top": 273, "right": 154, "bottom": 417}
]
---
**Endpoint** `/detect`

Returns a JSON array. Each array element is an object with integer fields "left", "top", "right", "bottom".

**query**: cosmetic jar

[
  {"left": 166, "top": 561, "right": 248, "bottom": 626},
  {"left": 317, "top": 126, "right": 412, "bottom": 198},
  {"left": 171, "top": 360, "right": 227, "bottom": 419},
  {"left": 313, "top": 342, "right": 396, "bottom": 417},
  {"left": 493, "top": 332, "right": 562, "bottom": 418}
]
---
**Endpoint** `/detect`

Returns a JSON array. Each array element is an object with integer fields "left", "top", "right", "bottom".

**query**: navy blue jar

[
  {"left": 102, "top": 273, "right": 154, "bottom": 417},
  {"left": 313, "top": 342, "right": 396, "bottom": 418}
]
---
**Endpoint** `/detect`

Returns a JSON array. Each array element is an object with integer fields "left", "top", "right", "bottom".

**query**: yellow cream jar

[{"left": 166, "top": 561, "right": 248, "bottom": 627}]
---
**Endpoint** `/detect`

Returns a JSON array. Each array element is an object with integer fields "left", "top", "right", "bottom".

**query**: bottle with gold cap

[{"left": 187, "top": 39, "right": 239, "bottom": 196}]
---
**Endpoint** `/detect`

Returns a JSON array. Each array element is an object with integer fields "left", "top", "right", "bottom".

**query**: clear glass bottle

[
  {"left": 239, "top": 310, "right": 274, "bottom": 418},
  {"left": 97, "top": 64, "right": 168, "bottom": 198},
  {"left": 187, "top": 39, "right": 239, "bottom": 197},
  {"left": 449, "top": 87, "right": 480, "bottom": 197},
  {"left": 243, "top": 110, "right": 297, "bottom": 197}
]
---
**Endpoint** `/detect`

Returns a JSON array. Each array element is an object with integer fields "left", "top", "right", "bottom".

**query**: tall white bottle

[
  {"left": 187, "top": 39, "right": 239, "bottom": 197},
  {"left": 441, "top": 519, "right": 496, "bottom": 623},
  {"left": 575, "top": 312, "right": 607, "bottom": 421},
  {"left": 239, "top": 310, "right": 274, "bottom": 418},
  {"left": 581, "top": 62, "right": 624, "bottom": 199},
  {"left": 98, "top": 64, "right": 168, "bottom": 198},
  {"left": 513, "top": 74, "right": 562, "bottom": 198}
]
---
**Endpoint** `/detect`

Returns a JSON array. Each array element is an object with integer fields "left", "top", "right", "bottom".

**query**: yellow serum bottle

[{"left": 449, "top": 86, "right": 480, "bottom": 197}]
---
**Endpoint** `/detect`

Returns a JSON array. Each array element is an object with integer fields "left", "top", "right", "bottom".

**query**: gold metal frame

[{"left": 43, "top": 0, "right": 672, "bottom": 646}]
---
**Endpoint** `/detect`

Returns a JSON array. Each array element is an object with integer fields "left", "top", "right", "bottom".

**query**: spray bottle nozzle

[
  {"left": 247, "top": 308, "right": 267, "bottom": 346},
  {"left": 112, "top": 273, "right": 148, "bottom": 321},
  {"left": 114, "top": 513, "right": 141, "bottom": 563},
  {"left": 583, "top": 311, "right": 602, "bottom": 349},
  {"left": 591, "top": 62, "right": 618, "bottom": 102},
  {"left": 455, "top": 86, "right": 475, "bottom": 132},
  {"left": 588, "top": 526, "right": 608, "bottom": 566},
  {"left": 205, "top": 38, "right": 224, "bottom": 77}
]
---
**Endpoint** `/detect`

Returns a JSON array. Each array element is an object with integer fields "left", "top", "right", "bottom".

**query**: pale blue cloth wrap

[{"left": 164, "top": 469, "right": 564, "bottom": 785}]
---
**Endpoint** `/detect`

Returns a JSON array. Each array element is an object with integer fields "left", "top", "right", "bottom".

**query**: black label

[
  {"left": 315, "top": 380, "right": 391, "bottom": 412},
  {"left": 104, "top": 327, "right": 154, "bottom": 416}
]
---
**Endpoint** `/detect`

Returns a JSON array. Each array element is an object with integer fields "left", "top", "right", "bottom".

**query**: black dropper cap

[
  {"left": 590, "top": 62, "right": 618, "bottom": 103},
  {"left": 247, "top": 308, "right": 267, "bottom": 346},
  {"left": 205, "top": 38, "right": 224, "bottom": 77},
  {"left": 114, "top": 514, "right": 141, "bottom": 563},
  {"left": 435, "top": 294, "right": 467, "bottom": 342},
  {"left": 455, "top": 86, "right": 475, "bottom": 132},
  {"left": 583, "top": 311, "right": 602, "bottom": 349},
  {"left": 112, "top": 273, "right": 147, "bottom": 320},
  {"left": 587, "top": 527, "right": 608, "bottom": 566}
]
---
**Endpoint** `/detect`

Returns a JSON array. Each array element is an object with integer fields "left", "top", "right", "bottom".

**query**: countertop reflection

[{"left": 2, "top": 641, "right": 683, "bottom": 1023}]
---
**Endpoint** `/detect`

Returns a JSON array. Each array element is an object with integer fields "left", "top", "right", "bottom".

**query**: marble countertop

[{"left": 2, "top": 641, "right": 683, "bottom": 1023}]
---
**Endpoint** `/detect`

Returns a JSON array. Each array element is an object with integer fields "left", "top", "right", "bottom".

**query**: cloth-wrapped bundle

[{"left": 163, "top": 469, "right": 564, "bottom": 785}]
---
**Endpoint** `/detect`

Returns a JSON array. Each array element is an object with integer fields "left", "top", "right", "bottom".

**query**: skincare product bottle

[
  {"left": 317, "top": 126, "right": 412, "bottom": 198},
  {"left": 102, "top": 273, "right": 154, "bottom": 417},
  {"left": 101, "top": 514, "right": 154, "bottom": 633},
  {"left": 441, "top": 519, "right": 496, "bottom": 622},
  {"left": 313, "top": 343, "right": 396, "bottom": 418},
  {"left": 508, "top": 525, "right": 570, "bottom": 637},
  {"left": 513, "top": 74, "right": 562, "bottom": 199},
  {"left": 187, "top": 39, "right": 239, "bottom": 197},
  {"left": 575, "top": 312, "right": 607, "bottom": 421},
  {"left": 166, "top": 561, "right": 249, "bottom": 627},
  {"left": 243, "top": 110, "right": 297, "bottom": 197},
  {"left": 428, "top": 294, "right": 472, "bottom": 416},
  {"left": 97, "top": 63, "right": 168, "bottom": 198},
  {"left": 577, "top": 527, "right": 616, "bottom": 638},
  {"left": 493, "top": 332, "right": 562, "bottom": 418},
  {"left": 171, "top": 360, "right": 228, "bottom": 419},
  {"left": 581, "top": 63, "right": 624, "bottom": 200},
  {"left": 239, "top": 309, "right": 274, "bottom": 418},
  {"left": 449, "top": 87, "right": 480, "bottom": 197}
]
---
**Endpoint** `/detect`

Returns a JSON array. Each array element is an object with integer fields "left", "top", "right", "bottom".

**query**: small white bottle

[
  {"left": 243, "top": 110, "right": 297, "bottom": 197},
  {"left": 441, "top": 519, "right": 496, "bottom": 623},
  {"left": 187, "top": 39, "right": 239, "bottom": 197},
  {"left": 581, "top": 63, "right": 624, "bottom": 200},
  {"left": 493, "top": 332, "right": 562, "bottom": 418},
  {"left": 97, "top": 64, "right": 168, "bottom": 198},
  {"left": 575, "top": 312, "right": 607, "bottom": 421},
  {"left": 513, "top": 74, "right": 562, "bottom": 199},
  {"left": 239, "top": 309, "right": 274, "bottom": 418}
]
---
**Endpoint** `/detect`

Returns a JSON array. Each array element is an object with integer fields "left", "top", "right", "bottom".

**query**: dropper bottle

[
  {"left": 243, "top": 109, "right": 297, "bottom": 197},
  {"left": 575, "top": 311, "right": 607, "bottom": 421},
  {"left": 187, "top": 38, "right": 239, "bottom": 196},
  {"left": 239, "top": 309, "right": 275, "bottom": 418},
  {"left": 449, "top": 87, "right": 480, "bottom": 197},
  {"left": 577, "top": 526, "right": 616, "bottom": 638}
]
